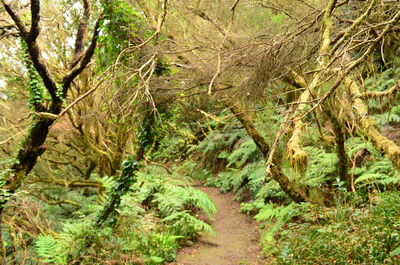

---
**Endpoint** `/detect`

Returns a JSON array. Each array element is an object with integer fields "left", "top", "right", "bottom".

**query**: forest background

[{"left": 0, "top": 0, "right": 400, "bottom": 264}]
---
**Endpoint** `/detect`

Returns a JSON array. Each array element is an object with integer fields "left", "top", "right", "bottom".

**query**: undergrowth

[
  {"left": 275, "top": 193, "right": 400, "bottom": 264},
  {"left": 32, "top": 165, "right": 217, "bottom": 265},
  {"left": 187, "top": 103, "right": 400, "bottom": 265}
]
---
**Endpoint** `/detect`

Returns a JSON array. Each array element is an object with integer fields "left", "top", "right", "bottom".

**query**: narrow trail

[{"left": 170, "top": 186, "right": 266, "bottom": 265}]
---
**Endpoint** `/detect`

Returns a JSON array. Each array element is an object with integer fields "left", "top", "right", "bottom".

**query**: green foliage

[
  {"left": 301, "top": 146, "right": 338, "bottom": 186},
  {"left": 274, "top": 192, "right": 400, "bottom": 264},
  {"left": 164, "top": 211, "right": 216, "bottom": 238},
  {"left": 346, "top": 136, "right": 379, "bottom": 157},
  {"left": 190, "top": 124, "right": 246, "bottom": 168},
  {"left": 35, "top": 235, "right": 66, "bottom": 264},
  {"left": 20, "top": 40, "right": 49, "bottom": 110},
  {"left": 96, "top": 155, "right": 141, "bottom": 226},
  {"left": 346, "top": 137, "right": 399, "bottom": 189},
  {"left": 192, "top": 130, "right": 227, "bottom": 165},
  {"left": 154, "top": 185, "right": 217, "bottom": 217},
  {"left": 254, "top": 202, "right": 300, "bottom": 253},
  {"left": 97, "top": 0, "right": 147, "bottom": 68},
  {"left": 213, "top": 160, "right": 266, "bottom": 195},
  {"left": 365, "top": 68, "right": 400, "bottom": 125},
  {"left": 240, "top": 179, "right": 288, "bottom": 214},
  {"left": 31, "top": 164, "right": 217, "bottom": 264},
  {"left": 374, "top": 104, "right": 400, "bottom": 124},
  {"left": 354, "top": 158, "right": 399, "bottom": 187},
  {"left": 0, "top": 158, "right": 15, "bottom": 206},
  {"left": 131, "top": 232, "right": 181, "bottom": 264},
  {"left": 226, "top": 138, "right": 258, "bottom": 168},
  {"left": 179, "top": 161, "right": 212, "bottom": 181}
]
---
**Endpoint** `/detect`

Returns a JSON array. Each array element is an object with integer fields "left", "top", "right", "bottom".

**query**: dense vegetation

[{"left": 0, "top": 0, "right": 399, "bottom": 264}]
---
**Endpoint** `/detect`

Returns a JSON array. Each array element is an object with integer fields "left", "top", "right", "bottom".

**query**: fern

[
  {"left": 226, "top": 128, "right": 247, "bottom": 147},
  {"left": 346, "top": 137, "right": 379, "bottom": 157},
  {"left": 240, "top": 161, "right": 265, "bottom": 193},
  {"left": 227, "top": 138, "right": 258, "bottom": 167},
  {"left": 255, "top": 202, "right": 296, "bottom": 223},
  {"left": 163, "top": 210, "right": 217, "bottom": 238},
  {"left": 186, "top": 188, "right": 218, "bottom": 216},
  {"left": 254, "top": 202, "right": 301, "bottom": 253},
  {"left": 374, "top": 104, "right": 400, "bottom": 125},
  {"left": 240, "top": 198, "right": 266, "bottom": 214},
  {"left": 302, "top": 146, "right": 338, "bottom": 186},
  {"left": 154, "top": 185, "right": 217, "bottom": 217},
  {"left": 345, "top": 138, "right": 399, "bottom": 188},
  {"left": 93, "top": 175, "right": 116, "bottom": 203},
  {"left": 36, "top": 235, "right": 66, "bottom": 265},
  {"left": 130, "top": 232, "right": 181, "bottom": 263},
  {"left": 354, "top": 158, "right": 399, "bottom": 188},
  {"left": 214, "top": 170, "right": 237, "bottom": 193}
]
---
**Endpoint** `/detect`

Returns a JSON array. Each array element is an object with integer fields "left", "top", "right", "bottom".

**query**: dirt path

[{"left": 169, "top": 186, "right": 266, "bottom": 265}]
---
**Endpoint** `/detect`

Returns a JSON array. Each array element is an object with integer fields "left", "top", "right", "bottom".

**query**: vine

[{"left": 20, "top": 40, "right": 49, "bottom": 111}]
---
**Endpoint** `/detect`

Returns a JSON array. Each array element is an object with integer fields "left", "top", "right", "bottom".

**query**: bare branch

[
  {"left": 1, "top": 0, "right": 28, "bottom": 37},
  {"left": 62, "top": 14, "right": 103, "bottom": 96},
  {"left": 28, "top": 0, "right": 40, "bottom": 42},
  {"left": 71, "top": 0, "right": 91, "bottom": 68}
]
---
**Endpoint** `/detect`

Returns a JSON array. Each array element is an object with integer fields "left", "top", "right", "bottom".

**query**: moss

[{"left": 344, "top": 77, "right": 400, "bottom": 169}]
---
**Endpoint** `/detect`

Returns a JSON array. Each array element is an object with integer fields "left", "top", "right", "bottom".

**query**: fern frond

[
  {"left": 354, "top": 158, "right": 399, "bottom": 187},
  {"left": 227, "top": 139, "right": 258, "bottom": 168},
  {"left": 303, "top": 146, "right": 337, "bottom": 186},
  {"left": 186, "top": 188, "right": 217, "bottom": 216},
  {"left": 255, "top": 202, "right": 296, "bottom": 223},
  {"left": 154, "top": 185, "right": 217, "bottom": 217},
  {"left": 163, "top": 211, "right": 217, "bottom": 237},
  {"left": 36, "top": 235, "right": 66, "bottom": 265}
]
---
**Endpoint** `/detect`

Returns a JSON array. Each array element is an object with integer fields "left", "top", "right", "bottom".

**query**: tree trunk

[{"left": 226, "top": 103, "right": 310, "bottom": 203}]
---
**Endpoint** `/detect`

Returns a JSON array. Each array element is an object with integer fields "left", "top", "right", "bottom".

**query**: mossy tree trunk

[
  {"left": 344, "top": 77, "right": 400, "bottom": 169},
  {"left": 226, "top": 103, "right": 310, "bottom": 203}
]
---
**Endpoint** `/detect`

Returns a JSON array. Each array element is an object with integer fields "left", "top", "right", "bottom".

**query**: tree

[{"left": 0, "top": 0, "right": 102, "bottom": 249}]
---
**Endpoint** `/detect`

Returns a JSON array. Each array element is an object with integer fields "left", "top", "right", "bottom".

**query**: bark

[
  {"left": 226, "top": 103, "right": 310, "bottom": 203},
  {"left": 326, "top": 110, "right": 350, "bottom": 191},
  {"left": 83, "top": 160, "right": 96, "bottom": 196},
  {"left": 344, "top": 77, "right": 400, "bottom": 169},
  {"left": 0, "top": 0, "right": 102, "bottom": 210}
]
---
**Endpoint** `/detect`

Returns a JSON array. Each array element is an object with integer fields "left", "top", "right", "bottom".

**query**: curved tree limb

[
  {"left": 224, "top": 102, "right": 310, "bottom": 203},
  {"left": 344, "top": 76, "right": 400, "bottom": 169}
]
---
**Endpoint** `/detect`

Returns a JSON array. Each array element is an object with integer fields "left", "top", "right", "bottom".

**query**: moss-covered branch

[
  {"left": 344, "top": 77, "right": 400, "bottom": 169},
  {"left": 226, "top": 103, "right": 310, "bottom": 203},
  {"left": 359, "top": 80, "right": 400, "bottom": 100}
]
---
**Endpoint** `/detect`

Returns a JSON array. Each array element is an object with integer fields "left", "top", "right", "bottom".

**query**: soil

[{"left": 169, "top": 186, "right": 266, "bottom": 265}]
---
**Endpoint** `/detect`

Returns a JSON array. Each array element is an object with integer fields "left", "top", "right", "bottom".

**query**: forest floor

[{"left": 169, "top": 185, "right": 266, "bottom": 265}]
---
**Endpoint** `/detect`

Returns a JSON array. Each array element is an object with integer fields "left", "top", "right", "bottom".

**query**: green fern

[
  {"left": 186, "top": 188, "right": 218, "bottom": 216},
  {"left": 354, "top": 158, "right": 399, "bottom": 188},
  {"left": 226, "top": 139, "right": 258, "bottom": 168},
  {"left": 374, "top": 104, "right": 400, "bottom": 125},
  {"left": 36, "top": 235, "right": 66, "bottom": 265},
  {"left": 163, "top": 210, "right": 217, "bottom": 238},
  {"left": 254, "top": 202, "right": 301, "bottom": 253},
  {"left": 226, "top": 128, "right": 246, "bottom": 147},
  {"left": 214, "top": 170, "right": 236, "bottom": 193},
  {"left": 302, "top": 146, "right": 338, "bottom": 186},
  {"left": 255, "top": 202, "right": 296, "bottom": 223},
  {"left": 130, "top": 232, "right": 181, "bottom": 263},
  {"left": 346, "top": 137, "right": 379, "bottom": 157},
  {"left": 154, "top": 185, "right": 217, "bottom": 217}
]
